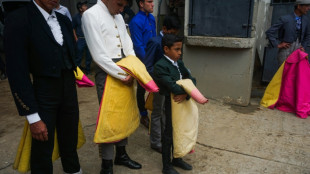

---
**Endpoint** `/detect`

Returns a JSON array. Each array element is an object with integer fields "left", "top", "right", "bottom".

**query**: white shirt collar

[
  {"left": 58, "top": 5, "right": 64, "bottom": 10},
  {"left": 160, "top": 31, "right": 164, "bottom": 37},
  {"left": 164, "top": 54, "right": 178, "bottom": 66},
  {"left": 164, "top": 54, "right": 182, "bottom": 79},
  {"left": 33, "top": 0, "right": 56, "bottom": 21}
]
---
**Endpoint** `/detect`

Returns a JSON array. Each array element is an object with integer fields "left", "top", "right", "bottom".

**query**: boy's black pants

[{"left": 162, "top": 96, "right": 173, "bottom": 169}]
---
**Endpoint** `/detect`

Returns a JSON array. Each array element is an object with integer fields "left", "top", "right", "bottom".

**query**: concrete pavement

[{"left": 0, "top": 77, "right": 310, "bottom": 174}]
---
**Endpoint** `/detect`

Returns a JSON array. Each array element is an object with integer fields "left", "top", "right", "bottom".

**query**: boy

[
  {"left": 154, "top": 34, "right": 196, "bottom": 174},
  {"left": 145, "top": 15, "right": 181, "bottom": 153}
]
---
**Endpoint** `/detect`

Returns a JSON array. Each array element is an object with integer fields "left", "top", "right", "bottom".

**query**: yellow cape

[
  {"left": 13, "top": 121, "right": 85, "bottom": 173},
  {"left": 172, "top": 79, "right": 200, "bottom": 158},
  {"left": 145, "top": 92, "right": 154, "bottom": 111},
  {"left": 74, "top": 66, "right": 84, "bottom": 80},
  {"left": 260, "top": 62, "right": 285, "bottom": 107},
  {"left": 94, "top": 55, "right": 157, "bottom": 143}
]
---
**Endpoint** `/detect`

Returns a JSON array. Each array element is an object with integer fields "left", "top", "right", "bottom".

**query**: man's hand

[
  {"left": 278, "top": 42, "right": 291, "bottom": 49},
  {"left": 300, "top": 46, "right": 305, "bottom": 52},
  {"left": 73, "top": 29, "right": 78, "bottom": 42},
  {"left": 121, "top": 75, "right": 134, "bottom": 86},
  {"left": 173, "top": 94, "right": 188, "bottom": 103},
  {"left": 30, "top": 120, "right": 48, "bottom": 141}
]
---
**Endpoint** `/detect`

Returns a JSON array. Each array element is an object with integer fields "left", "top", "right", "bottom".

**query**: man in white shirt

[
  {"left": 82, "top": 0, "right": 141, "bottom": 173},
  {"left": 4, "top": 0, "right": 81, "bottom": 173}
]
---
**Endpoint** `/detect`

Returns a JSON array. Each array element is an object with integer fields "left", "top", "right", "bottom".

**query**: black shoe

[
  {"left": 114, "top": 154, "right": 142, "bottom": 169},
  {"left": 0, "top": 73, "right": 7, "bottom": 80},
  {"left": 100, "top": 159, "right": 113, "bottom": 174},
  {"left": 162, "top": 165, "right": 179, "bottom": 174},
  {"left": 114, "top": 146, "right": 142, "bottom": 169},
  {"left": 100, "top": 168, "right": 113, "bottom": 174},
  {"left": 140, "top": 116, "right": 149, "bottom": 129},
  {"left": 151, "top": 146, "right": 162, "bottom": 154},
  {"left": 172, "top": 158, "right": 192, "bottom": 170}
]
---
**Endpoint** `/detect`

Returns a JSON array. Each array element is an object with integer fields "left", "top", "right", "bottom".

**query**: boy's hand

[{"left": 173, "top": 94, "right": 188, "bottom": 103}]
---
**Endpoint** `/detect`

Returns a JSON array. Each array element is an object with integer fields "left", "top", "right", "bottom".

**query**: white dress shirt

[
  {"left": 81, "top": 0, "right": 135, "bottom": 80},
  {"left": 27, "top": 0, "right": 64, "bottom": 124}
]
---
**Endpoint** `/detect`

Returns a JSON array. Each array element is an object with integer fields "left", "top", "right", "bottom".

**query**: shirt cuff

[{"left": 26, "top": 113, "right": 41, "bottom": 124}]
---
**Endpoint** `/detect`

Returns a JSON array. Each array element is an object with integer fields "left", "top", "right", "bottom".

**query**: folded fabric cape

[
  {"left": 74, "top": 66, "right": 95, "bottom": 87},
  {"left": 171, "top": 79, "right": 208, "bottom": 158},
  {"left": 13, "top": 120, "right": 86, "bottom": 173},
  {"left": 145, "top": 92, "right": 154, "bottom": 111},
  {"left": 144, "top": 78, "right": 208, "bottom": 110},
  {"left": 94, "top": 55, "right": 159, "bottom": 143},
  {"left": 261, "top": 49, "right": 310, "bottom": 118}
]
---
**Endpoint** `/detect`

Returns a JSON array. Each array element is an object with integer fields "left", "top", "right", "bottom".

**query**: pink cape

[
  {"left": 75, "top": 75, "right": 95, "bottom": 87},
  {"left": 271, "top": 49, "right": 310, "bottom": 118}
]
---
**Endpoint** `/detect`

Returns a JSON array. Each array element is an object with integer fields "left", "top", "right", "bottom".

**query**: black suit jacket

[
  {"left": 153, "top": 56, "right": 196, "bottom": 97},
  {"left": 4, "top": 2, "right": 76, "bottom": 116},
  {"left": 266, "top": 12, "right": 310, "bottom": 48}
]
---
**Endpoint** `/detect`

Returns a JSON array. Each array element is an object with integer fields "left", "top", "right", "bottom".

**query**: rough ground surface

[{"left": 0, "top": 75, "right": 310, "bottom": 174}]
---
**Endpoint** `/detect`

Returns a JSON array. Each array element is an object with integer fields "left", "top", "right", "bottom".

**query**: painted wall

[
  {"left": 253, "top": 0, "right": 272, "bottom": 63},
  {"left": 183, "top": 0, "right": 259, "bottom": 106},
  {"left": 183, "top": 46, "right": 255, "bottom": 105}
]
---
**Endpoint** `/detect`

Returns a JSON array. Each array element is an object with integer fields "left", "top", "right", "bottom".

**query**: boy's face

[
  {"left": 164, "top": 42, "right": 182, "bottom": 62},
  {"left": 79, "top": 4, "right": 88, "bottom": 13}
]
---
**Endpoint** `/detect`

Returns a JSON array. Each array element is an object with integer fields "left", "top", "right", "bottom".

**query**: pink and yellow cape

[
  {"left": 74, "top": 66, "right": 94, "bottom": 87},
  {"left": 94, "top": 55, "right": 159, "bottom": 143},
  {"left": 261, "top": 49, "right": 310, "bottom": 118},
  {"left": 172, "top": 79, "right": 208, "bottom": 158}
]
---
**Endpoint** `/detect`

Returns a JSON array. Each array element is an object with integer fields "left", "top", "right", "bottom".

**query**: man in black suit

[{"left": 4, "top": 0, "right": 81, "bottom": 173}]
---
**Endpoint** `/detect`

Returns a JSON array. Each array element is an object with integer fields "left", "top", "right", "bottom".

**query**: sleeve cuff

[{"left": 26, "top": 113, "right": 41, "bottom": 124}]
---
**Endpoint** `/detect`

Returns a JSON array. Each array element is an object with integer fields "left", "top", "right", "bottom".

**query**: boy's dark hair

[
  {"left": 163, "top": 14, "right": 181, "bottom": 30},
  {"left": 162, "top": 34, "right": 183, "bottom": 49},
  {"left": 136, "top": 0, "right": 144, "bottom": 8},
  {"left": 76, "top": 0, "right": 87, "bottom": 11}
]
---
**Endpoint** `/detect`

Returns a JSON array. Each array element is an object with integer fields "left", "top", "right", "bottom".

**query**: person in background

[
  {"left": 266, "top": 0, "right": 310, "bottom": 66},
  {"left": 129, "top": 0, "right": 156, "bottom": 129},
  {"left": 121, "top": 0, "right": 135, "bottom": 24},
  {"left": 73, "top": 0, "right": 92, "bottom": 75},
  {"left": 55, "top": 0, "right": 72, "bottom": 21},
  {"left": 144, "top": 14, "right": 181, "bottom": 153}
]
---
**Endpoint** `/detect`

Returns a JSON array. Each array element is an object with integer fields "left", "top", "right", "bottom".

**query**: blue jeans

[{"left": 76, "top": 38, "right": 92, "bottom": 73}]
